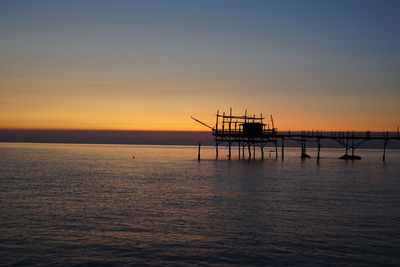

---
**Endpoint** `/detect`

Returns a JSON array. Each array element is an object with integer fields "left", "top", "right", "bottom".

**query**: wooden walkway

[{"left": 192, "top": 109, "right": 400, "bottom": 162}]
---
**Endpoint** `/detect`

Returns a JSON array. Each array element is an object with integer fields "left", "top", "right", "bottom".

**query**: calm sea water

[{"left": 0, "top": 143, "right": 399, "bottom": 266}]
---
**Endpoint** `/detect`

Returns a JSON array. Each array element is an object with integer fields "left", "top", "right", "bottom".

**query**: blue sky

[{"left": 1, "top": 0, "right": 399, "bottom": 130}]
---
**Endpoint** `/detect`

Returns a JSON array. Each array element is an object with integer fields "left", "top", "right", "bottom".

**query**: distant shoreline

[{"left": 1, "top": 129, "right": 399, "bottom": 149}]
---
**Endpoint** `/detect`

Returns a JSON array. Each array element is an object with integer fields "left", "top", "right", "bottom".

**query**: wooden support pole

[
  {"left": 275, "top": 141, "right": 278, "bottom": 159},
  {"left": 317, "top": 140, "right": 321, "bottom": 163},
  {"left": 300, "top": 140, "right": 309, "bottom": 159},
  {"left": 215, "top": 110, "right": 219, "bottom": 158},
  {"left": 248, "top": 143, "right": 251, "bottom": 159},
  {"left": 281, "top": 138, "right": 285, "bottom": 159},
  {"left": 198, "top": 142, "right": 201, "bottom": 161},
  {"left": 383, "top": 140, "right": 388, "bottom": 162},
  {"left": 253, "top": 142, "right": 256, "bottom": 159},
  {"left": 216, "top": 110, "right": 219, "bottom": 133},
  {"left": 222, "top": 112, "right": 225, "bottom": 132},
  {"left": 228, "top": 108, "right": 232, "bottom": 159},
  {"left": 300, "top": 142, "right": 303, "bottom": 158},
  {"left": 238, "top": 142, "right": 241, "bottom": 159},
  {"left": 261, "top": 146, "right": 264, "bottom": 159}
]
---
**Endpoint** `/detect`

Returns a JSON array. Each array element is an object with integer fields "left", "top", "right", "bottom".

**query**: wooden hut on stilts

[{"left": 191, "top": 108, "right": 278, "bottom": 160}]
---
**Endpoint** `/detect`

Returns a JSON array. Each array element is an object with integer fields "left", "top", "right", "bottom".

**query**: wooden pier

[{"left": 191, "top": 109, "right": 400, "bottom": 162}]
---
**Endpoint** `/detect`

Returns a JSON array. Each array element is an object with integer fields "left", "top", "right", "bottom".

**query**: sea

[{"left": 0, "top": 142, "right": 399, "bottom": 266}]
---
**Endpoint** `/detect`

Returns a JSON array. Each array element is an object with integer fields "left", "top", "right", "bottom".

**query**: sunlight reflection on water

[{"left": 0, "top": 143, "right": 399, "bottom": 265}]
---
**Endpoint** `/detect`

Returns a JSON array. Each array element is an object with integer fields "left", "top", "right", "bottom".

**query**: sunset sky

[{"left": 1, "top": 0, "right": 399, "bottom": 131}]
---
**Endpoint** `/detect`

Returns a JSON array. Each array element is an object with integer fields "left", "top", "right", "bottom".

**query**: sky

[{"left": 1, "top": 0, "right": 399, "bottom": 131}]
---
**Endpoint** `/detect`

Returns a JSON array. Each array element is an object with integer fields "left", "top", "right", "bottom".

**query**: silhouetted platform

[{"left": 192, "top": 109, "right": 400, "bottom": 162}]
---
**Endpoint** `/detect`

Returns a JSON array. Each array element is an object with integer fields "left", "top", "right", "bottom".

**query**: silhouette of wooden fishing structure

[{"left": 191, "top": 109, "right": 400, "bottom": 162}]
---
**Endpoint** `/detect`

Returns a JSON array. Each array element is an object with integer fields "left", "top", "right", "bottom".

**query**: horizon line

[{"left": 0, "top": 128, "right": 398, "bottom": 133}]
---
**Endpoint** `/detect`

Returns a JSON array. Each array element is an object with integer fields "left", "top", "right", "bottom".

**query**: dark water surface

[{"left": 1, "top": 143, "right": 399, "bottom": 266}]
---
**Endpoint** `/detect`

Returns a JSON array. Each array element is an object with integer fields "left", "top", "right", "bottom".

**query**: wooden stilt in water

[
  {"left": 198, "top": 142, "right": 201, "bottom": 161},
  {"left": 317, "top": 140, "right": 321, "bottom": 163},
  {"left": 228, "top": 108, "right": 232, "bottom": 160},
  {"left": 248, "top": 143, "right": 251, "bottom": 159},
  {"left": 300, "top": 142, "right": 303, "bottom": 158},
  {"left": 383, "top": 141, "right": 387, "bottom": 162},
  {"left": 281, "top": 138, "right": 285, "bottom": 159},
  {"left": 383, "top": 137, "right": 388, "bottom": 162},
  {"left": 215, "top": 110, "right": 219, "bottom": 158},
  {"left": 275, "top": 141, "right": 278, "bottom": 159},
  {"left": 261, "top": 145, "right": 264, "bottom": 159},
  {"left": 301, "top": 139, "right": 310, "bottom": 159}
]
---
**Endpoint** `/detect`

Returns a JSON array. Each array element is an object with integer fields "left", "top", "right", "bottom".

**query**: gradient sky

[{"left": 1, "top": 0, "right": 399, "bottom": 131}]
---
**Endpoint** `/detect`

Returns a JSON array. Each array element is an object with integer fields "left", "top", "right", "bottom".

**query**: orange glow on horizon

[
  {"left": 1, "top": 80, "right": 398, "bottom": 132},
  {"left": 0, "top": 111, "right": 397, "bottom": 133}
]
